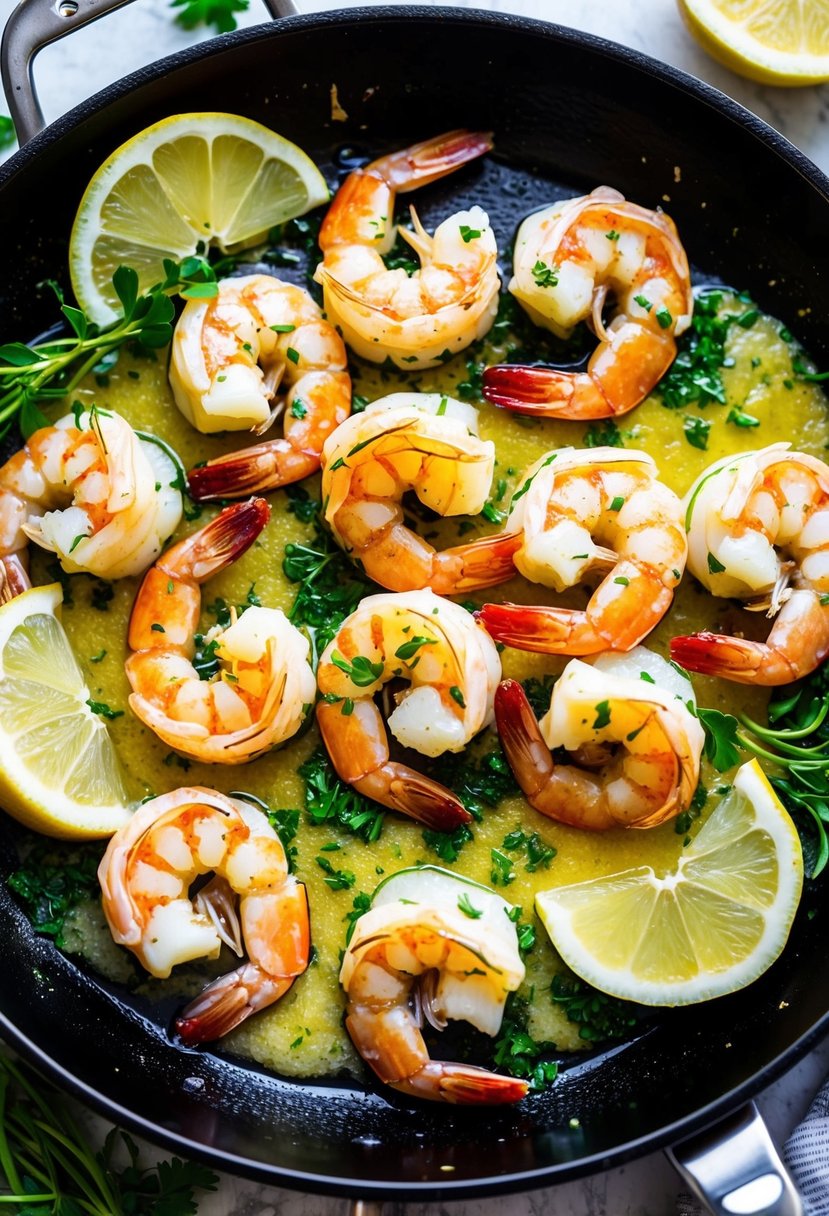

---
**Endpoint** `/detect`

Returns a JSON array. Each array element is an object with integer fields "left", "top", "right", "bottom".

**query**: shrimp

[
  {"left": 0, "top": 408, "right": 182, "bottom": 580},
  {"left": 483, "top": 186, "right": 693, "bottom": 419},
  {"left": 315, "top": 130, "right": 499, "bottom": 370},
  {"left": 477, "top": 447, "right": 686, "bottom": 654},
  {"left": 340, "top": 865, "right": 528, "bottom": 1104},
  {"left": 98, "top": 787, "right": 309, "bottom": 1043},
  {"left": 495, "top": 649, "right": 704, "bottom": 831},
  {"left": 322, "top": 393, "right": 520, "bottom": 593},
  {"left": 171, "top": 275, "right": 350, "bottom": 502},
  {"left": 126, "top": 498, "right": 316, "bottom": 763},
  {"left": 671, "top": 444, "right": 829, "bottom": 684},
  {"left": 316, "top": 589, "right": 501, "bottom": 830}
]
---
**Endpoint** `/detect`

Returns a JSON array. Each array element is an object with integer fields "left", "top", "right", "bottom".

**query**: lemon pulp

[
  {"left": 70, "top": 113, "right": 330, "bottom": 325},
  {"left": 0, "top": 584, "right": 130, "bottom": 839}
]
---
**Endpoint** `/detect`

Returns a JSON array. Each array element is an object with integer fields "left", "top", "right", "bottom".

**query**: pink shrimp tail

[
  {"left": 392, "top": 1061, "right": 529, "bottom": 1105},
  {"left": 184, "top": 498, "right": 271, "bottom": 579},
  {"left": 0, "top": 554, "right": 31, "bottom": 604},
  {"left": 483, "top": 364, "right": 583, "bottom": 415},
  {"left": 374, "top": 129, "right": 493, "bottom": 192},
  {"left": 494, "top": 679, "right": 553, "bottom": 802},
  {"left": 670, "top": 632, "right": 795, "bottom": 685},
  {"left": 433, "top": 531, "right": 522, "bottom": 593},
  {"left": 188, "top": 446, "right": 294, "bottom": 501},
  {"left": 476, "top": 602, "right": 580, "bottom": 654},
  {"left": 176, "top": 962, "right": 293, "bottom": 1044}
]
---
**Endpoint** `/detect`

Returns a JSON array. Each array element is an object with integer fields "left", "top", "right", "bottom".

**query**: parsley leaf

[
  {"left": 697, "top": 707, "right": 742, "bottom": 771},
  {"left": 170, "top": 0, "right": 249, "bottom": 33}
]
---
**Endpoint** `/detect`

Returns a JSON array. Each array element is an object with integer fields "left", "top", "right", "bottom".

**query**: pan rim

[{"left": 2, "top": 2, "right": 829, "bottom": 1196}]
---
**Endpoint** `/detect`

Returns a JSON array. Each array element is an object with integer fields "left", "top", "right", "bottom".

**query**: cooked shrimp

[
  {"left": 315, "top": 130, "right": 499, "bottom": 369},
  {"left": 483, "top": 186, "right": 693, "bottom": 419},
  {"left": 322, "top": 393, "right": 520, "bottom": 593},
  {"left": 316, "top": 589, "right": 501, "bottom": 829},
  {"left": 127, "top": 498, "right": 316, "bottom": 763},
  {"left": 98, "top": 787, "right": 309, "bottom": 1043},
  {"left": 495, "top": 649, "right": 704, "bottom": 831},
  {"left": 171, "top": 277, "right": 351, "bottom": 488},
  {"left": 477, "top": 448, "right": 686, "bottom": 654},
  {"left": 671, "top": 444, "right": 829, "bottom": 684},
  {"left": 341, "top": 866, "right": 527, "bottom": 1104},
  {"left": 0, "top": 408, "right": 182, "bottom": 580}
]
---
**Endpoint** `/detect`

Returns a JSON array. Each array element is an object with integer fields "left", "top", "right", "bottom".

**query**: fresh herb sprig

[
  {"left": 0, "top": 1051, "right": 218, "bottom": 1214},
  {"left": 492, "top": 994, "right": 558, "bottom": 1091},
  {"left": 170, "top": 0, "right": 249, "bottom": 34},
  {"left": 0, "top": 259, "right": 216, "bottom": 440},
  {"left": 695, "top": 666, "right": 829, "bottom": 877},
  {"left": 299, "top": 748, "right": 385, "bottom": 842},
  {"left": 551, "top": 974, "right": 638, "bottom": 1043},
  {"left": 657, "top": 288, "right": 748, "bottom": 412},
  {"left": 283, "top": 489, "right": 375, "bottom": 664},
  {"left": 7, "top": 841, "right": 103, "bottom": 947}
]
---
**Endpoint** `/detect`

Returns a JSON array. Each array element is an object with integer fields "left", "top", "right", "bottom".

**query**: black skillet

[{"left": 0, "top": 2, "right": 827, "bottom": 1210}]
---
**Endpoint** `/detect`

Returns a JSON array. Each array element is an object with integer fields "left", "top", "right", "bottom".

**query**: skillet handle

[
  {"left": 667, "top": 1101, "right": 803, "bottom": 1216},
  {"left": 1, "top": 0, "right": 135, "bottom": 146},
  {"left": 1, "top": 0, "right": 298, "bottom": 146}
]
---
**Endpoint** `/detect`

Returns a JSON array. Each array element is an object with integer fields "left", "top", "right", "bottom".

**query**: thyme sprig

[{"left": 0, "top": 259, "right": 217, "bottom": 440}]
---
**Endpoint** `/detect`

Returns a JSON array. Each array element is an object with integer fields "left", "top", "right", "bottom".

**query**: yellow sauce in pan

[{"left": 44, "top": 293, "right": 829, "bottom": 1077}]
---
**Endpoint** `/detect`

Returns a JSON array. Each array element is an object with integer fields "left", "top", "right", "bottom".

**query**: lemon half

[
  {"left": 536, "top": 760, "right": 803, "bottom": 1006},
  {"left": 70, "top": 112, "right": 329, "bottom": 325},
  {"left": 678, "top": 0, "right": 829, "bottom": 85},
  {"left": 0, "top": 585, "right": 131, "bottom": 839}
]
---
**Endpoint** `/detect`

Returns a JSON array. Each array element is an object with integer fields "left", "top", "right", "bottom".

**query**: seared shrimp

[
  {"left": 172, "top": 276, "right": 350, "bottom": 483},
  {"left": 0, "top": 409, "right": 182, "bottom": 580},
  {"left": 672, "top": 444, "right": 829, "bottom": 684},
  {"left": 316, "top": 589, "right": 501, "bottom": 829},
  {"left": 478, "top": 448, "right": 686, "bottom": 654},
  {"left": 341, "top": 865, "right": 527, "bottom": 1104},
  {"left": 483, "top": 187, "right": 692, "bottom": 419},
  {"left": 127, "top": 499, "right": 316, "bottom": 762},
  {"left": 98, "top": 787, "right": 309, "bottom": 1043},
  {"left": 322, "top": 393, "right": 520, "bottom": 593},
  {"left": 495, "top": 649, "right": 704, "bottom": 831},
  {"left": 315, "top": 130, "right": 499, "bottom": 369}
]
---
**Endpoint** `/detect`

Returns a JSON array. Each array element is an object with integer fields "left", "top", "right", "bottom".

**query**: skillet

[{"left": 0, "top": 2, "right": 827, "bottom": 1209}]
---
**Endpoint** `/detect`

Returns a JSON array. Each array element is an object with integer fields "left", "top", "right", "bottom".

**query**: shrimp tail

[
  {"left": 431, "top": 531, "right": 522, "bottom": 594},
  {"left": 493, "top": 679, "right": 554, "bottom": 802},
  {"left": 670, "top": 632, "right": 800, "bottom": 685},
  {"left": 0, "top": 554, "right": 31, "bottom": 604},
  {"left": 188, "top": 444, "right": 298, "bottom": 501},
  {"left": 391, "top": 1061, "right": 529, "bottom": 1105},
  {"left": 353, "top": 764, "right": 472, "bottom": 831},
  {"left": 483, "top": 364, "right": 582, "bottom": 414},
  {"left": 477, "top": 602, "right": 591, "bottom": 654},
  {"left": 374, "top": 129, "right": 493, "bottom": 192},
  {"left": 178, "top": 497, "right": 271, "bottom": 580},
  {"left": 175, "top": 962, "right": 293, "bottom": 1044}
]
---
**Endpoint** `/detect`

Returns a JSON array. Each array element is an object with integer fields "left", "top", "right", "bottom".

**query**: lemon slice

[
  {"left": 70, "top": 112, "right": 330, "bottom": 325},
  {"left": 0, "top": 584, "right": 131, "bottom": 839},
  {"left": 678, "top": 0, "right": 829, "bottom": 85},
  {"left": 535, "top": 760, "right": 803, "bottom": 1005}
]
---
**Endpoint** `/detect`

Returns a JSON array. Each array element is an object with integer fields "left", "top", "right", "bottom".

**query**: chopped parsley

[
  {"left": 492, "top": 994, "right": 558, "bottom": 1090},
  {"left": 551, "top": 974, "right": 638, "bottom": 1043},
  {"left": 457, "top": 892, "right": 483, "bottom": 918},
  {"left": 531, "top": 260, "right": 559, "bottom": 289}
]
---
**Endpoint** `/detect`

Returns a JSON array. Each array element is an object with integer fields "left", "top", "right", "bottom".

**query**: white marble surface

[{"left": 1, "top": 0, "right": 829, "bottom": 1212}]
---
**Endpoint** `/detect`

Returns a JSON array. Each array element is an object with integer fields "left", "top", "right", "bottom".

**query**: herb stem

[{"left": 740, "top": 701, "right": 829, "bottom": 743}]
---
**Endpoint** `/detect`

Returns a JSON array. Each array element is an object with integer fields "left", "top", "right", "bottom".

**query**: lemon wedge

[
  {"left": 70, "top": 112, "right": 329, "bottom": 325},
  {"left": 678, "top": 0, "right": 829, "bottom": 85},
  {"left": 535, "top": 759, "right": 803, "bottom": 1005},
  {"left": 0, "top": 584, "right": 131, "bottom": 839}
]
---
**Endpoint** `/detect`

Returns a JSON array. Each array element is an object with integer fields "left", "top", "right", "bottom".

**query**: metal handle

[
  {"left": 0, "top": 0, "right": 299, "bottom": 147},
  {"left": 667, "top": 1102, "right": 803, "bottom": 1216},
  {"left": 1, "top": 0, "right": 136, "bottom": 145}
]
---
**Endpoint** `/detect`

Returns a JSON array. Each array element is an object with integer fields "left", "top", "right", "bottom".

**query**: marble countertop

[{"left": 1, "top": 0, "right": 828, "bottom": 1212}]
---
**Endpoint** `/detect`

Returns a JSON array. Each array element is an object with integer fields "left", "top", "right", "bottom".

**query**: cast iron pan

[{"left": 0, "top": 2, "right": 827, "bottom": 1203}]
